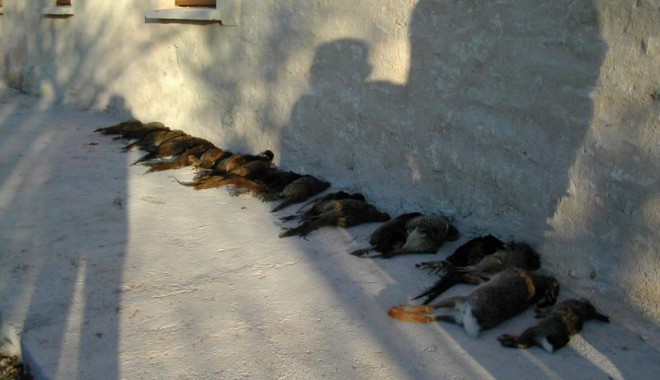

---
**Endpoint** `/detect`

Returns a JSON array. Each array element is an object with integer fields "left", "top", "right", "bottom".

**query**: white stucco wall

[{"left": 1, "top": 0, "right": 658, "bottom": 323}]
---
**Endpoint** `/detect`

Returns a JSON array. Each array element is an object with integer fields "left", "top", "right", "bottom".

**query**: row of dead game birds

[{"left": 95, "top": 120, "right": 610, "bottom": 354}]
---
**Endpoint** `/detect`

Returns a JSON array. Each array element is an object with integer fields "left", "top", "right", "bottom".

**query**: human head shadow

[{"left": 279, "top": 38, "right": 409, "bottom": 194}]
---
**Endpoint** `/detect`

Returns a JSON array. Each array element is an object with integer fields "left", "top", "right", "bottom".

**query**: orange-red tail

[{"left": 387, "top": 305, "right": 437, "bottom": 323}]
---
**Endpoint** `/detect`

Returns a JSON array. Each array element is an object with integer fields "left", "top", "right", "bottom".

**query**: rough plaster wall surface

[
  {"left": 0, "top": 0, "right": 658, "bottom": 324},
  {"left": 545, "top": 0, "right": 660, "bottom": 323}
]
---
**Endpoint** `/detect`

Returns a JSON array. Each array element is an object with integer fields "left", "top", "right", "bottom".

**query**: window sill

[
  {"left": 146, "top": 0, "right": 240, "bottom": 26},
  {"left": 41, "top": 6, "right": 75, "bottom": 17},
  {"left": 145, "top": 8, "right": 222, "bottom": 23}
]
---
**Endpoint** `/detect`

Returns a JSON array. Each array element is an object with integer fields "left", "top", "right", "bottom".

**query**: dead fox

[{"left": 388, "top": 268, "right": 559, "bottom": 338}]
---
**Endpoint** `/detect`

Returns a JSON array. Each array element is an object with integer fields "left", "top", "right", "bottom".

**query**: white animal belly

[
  {"left": 540, "top": 337, "right": 555, "bottom": 353},
  {"left": 401, "top": 229, "right": 428, "bottom": 252},
  {"left": 457, "top": 302, "right": 480, "bottom": 338}
]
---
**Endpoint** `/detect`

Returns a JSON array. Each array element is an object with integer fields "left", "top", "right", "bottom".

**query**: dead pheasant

[
  {"left": 209, "top": 150, "right": 275, "bottom": 175},
  {"left": 95, "top": 120, "right": 170, "bottom": 140},
  {"left": 186, "top": 160, "right": 277, "bottom": 190},
  {"left": 179, "top": 150, "right": 276, "bottom": 190},
  {"left": 121, "top": 129, "right": 187, "bottom": 152},
  {"left": 132, "top": 135, "right": 215, "bottom": 165},
  {"left": 191, "top": 148, "right": 233, "bottom": 170},
  {"left": 94, "top": 119, "right": 145, "bottom": 135},
  {"left": 143, "top": 144, "right": 214, "bottom": 173}
]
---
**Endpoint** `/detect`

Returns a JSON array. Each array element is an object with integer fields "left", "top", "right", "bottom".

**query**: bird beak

[{"left": 594, "top": 310, "right": 610, "bottom": 322}]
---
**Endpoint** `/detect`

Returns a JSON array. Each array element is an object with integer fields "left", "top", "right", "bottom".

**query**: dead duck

[
  {"left": 349, "top": 212, "right": 422, "bottom": 257},
  {"left": 388, "top": 268, "right": 559, "bottom": 338},
  {"left": 351, "top": 214, "right": 458, "bottom": 259},
  {"left": 416, "top": 234, "right": 505, "bottom": 275},
  {"left": 498, "top": 298, "right": 609, "bottom": 352},
  {"left": 279, "top": 199, "right": 390, "bottom": 238},
  {"left": 280, "top": 191, "right": 366, "bottom": 222},
  {"left": 413, "top": 241, "right": 540, "bottom": 305},
  {"left": 271, "top": 175, "right": 331, "bottom": 213}
]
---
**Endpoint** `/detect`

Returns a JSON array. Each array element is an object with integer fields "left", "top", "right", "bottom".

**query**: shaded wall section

[
  {"left": 0, "top": 0, "right": 658, "bottom": 322},
  {"left": 544, "top": 0, "right": 660, "bottom": 322}
]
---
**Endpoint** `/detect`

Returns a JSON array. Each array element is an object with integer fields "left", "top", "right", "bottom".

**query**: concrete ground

[{"left": 0, "top": 87, "right": 658, "bottom": 379}]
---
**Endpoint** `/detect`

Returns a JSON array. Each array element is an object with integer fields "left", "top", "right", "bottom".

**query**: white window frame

[{"left": 146, "top": 0, "right": 240, "bottom": 25}]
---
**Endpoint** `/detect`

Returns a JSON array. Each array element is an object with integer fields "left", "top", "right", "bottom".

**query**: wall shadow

[
  {"left": 281, "top": 1, "right": 606, "bottom": 244},
  {"left": 0, "top": 89, "right": 129, "bottom": 378},
  {"left": 0, "top": 2, "right": 178, "bottom": 379},
  {"left": 2, "top": 1, "right": 655, "bottom": 379},
  {"left": 272, "top": 0, "right": 656, "bottom": 379}
]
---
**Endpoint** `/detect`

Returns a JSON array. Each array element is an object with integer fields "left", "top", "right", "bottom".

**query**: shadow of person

[
  {"left": 0, "top": 90, "right": 130, "bottom": 379},
  {"left": 280, "top": 38, "right": 419, "bottom": 215},
  {"left": 403, "top": 0, "right": 607, "bottom": 240},
  {"left": 380, "top": 1, "right": 657, "bottom": 378},
  {"left": 280, "top": 39, "right": 412, "bottom": 191},
  {"left": 280, "top": 39, "right": 373, "bottom": 178}
]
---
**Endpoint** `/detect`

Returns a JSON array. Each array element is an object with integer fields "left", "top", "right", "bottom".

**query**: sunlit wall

[{"left": 1, "top": 0, "right": 657, "bottom": 322}]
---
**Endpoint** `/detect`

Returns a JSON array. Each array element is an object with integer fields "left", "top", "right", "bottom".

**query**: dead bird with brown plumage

[
  {"left": 95, "top": 120, "right": 170, "bottom": 140},
  {"left": 132, "top": 135, "right": 215, "bottom": 166},
  {"left": 178, "top": 150, "right": 276, "bottom": 189},
  {"left": 191, "top": 148, "right": 233, "bottom": 170},
  {"left": 94, "top": 119, "right": 145, "bottom": 135},
  {"left": 200, "top": 150, "right": 275, "bottom": 177},
  {"left": 121, "top": 129, "right": 188, "bottom": 152},
  {"left": 143, "top": 144, "right": 215, "bottom": 173},
  {"left": 187, "top": 158, "right": 277, "bottom": 190}
]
